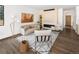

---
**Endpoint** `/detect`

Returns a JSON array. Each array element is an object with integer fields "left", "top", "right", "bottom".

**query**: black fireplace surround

[{"left": 43, "top": 24, "right": 55, "bottom": 28}]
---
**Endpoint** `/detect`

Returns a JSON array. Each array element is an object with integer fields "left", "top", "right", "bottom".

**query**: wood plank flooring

[
  {"left": 0, "top": 34, "right": 34, "bottom": 54},
  {"left": 52, "top": 28, "right": 79, "bottom": 54},
  {"left": 0, "top": 28, "right": 79, "bottom": 54}
]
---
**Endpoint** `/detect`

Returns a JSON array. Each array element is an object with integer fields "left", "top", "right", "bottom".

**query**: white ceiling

[{"left": 25, "top": 5, "right": 76, "bottom": 10}]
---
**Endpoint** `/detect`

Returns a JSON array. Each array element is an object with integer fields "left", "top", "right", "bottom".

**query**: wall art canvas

[
  {"left": 21, "top": 13, "right": 33, "bottom": 23},
  {"left": 0, "top": 5, "right": 4, "bottom": 26}
]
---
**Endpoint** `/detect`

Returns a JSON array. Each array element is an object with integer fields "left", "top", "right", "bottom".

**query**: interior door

[{"left": 65, "top": 15, "right": 71, "bottom": 28}]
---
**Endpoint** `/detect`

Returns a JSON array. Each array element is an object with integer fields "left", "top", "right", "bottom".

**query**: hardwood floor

[
  {"left": 0, "top": 28, "right": 79, "bottom": 54},
  {"left": 0, "top": 34, "right": 34, "bottom": 54},
  {"left": 52, "top": 28, "right": 79, "bottom": 54}
]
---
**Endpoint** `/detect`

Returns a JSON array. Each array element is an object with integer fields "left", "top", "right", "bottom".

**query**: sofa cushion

[{"left": 25, "top": 28, "right": 34, "bottom": 35}]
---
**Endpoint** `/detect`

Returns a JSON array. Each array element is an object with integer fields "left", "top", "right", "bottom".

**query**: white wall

[
  {"left": 41, "top": 8, "right": 64, "bottom": 30},
  {"left": 76, "top": 6, "right": 79, "bottom": 25},
  {"left": 0, "top": 5, "right": 39, "bottom": 39},
  {"left": 76, "top": 6, "right": 79, "bottom": 34},
  {"left": 58, "top": 8, "right": 64, "bottom": 30},
  {"left": 42, "top": 8, "right": 58, "bottom": 25},
  {"left": 73, "top": 8, "right": 76, "bottom": 31}
]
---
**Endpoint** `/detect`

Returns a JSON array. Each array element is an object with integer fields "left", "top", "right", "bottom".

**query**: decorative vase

[{"left": 19, "top": 40, "right": 29, "bottom": 53}]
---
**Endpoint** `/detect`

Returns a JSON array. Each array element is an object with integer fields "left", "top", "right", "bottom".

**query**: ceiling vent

[{"left": 44, "top": 9, "right": 55, "bottom": 11}]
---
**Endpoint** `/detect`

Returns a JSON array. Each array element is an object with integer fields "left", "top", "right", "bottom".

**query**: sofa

[{"left": 21, "top": 24, "right": 35, "bottom": 35}]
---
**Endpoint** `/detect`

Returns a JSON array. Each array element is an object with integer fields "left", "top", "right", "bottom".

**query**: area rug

[{"left": 16, "top": 31, "right": 59, "bottom": 54}]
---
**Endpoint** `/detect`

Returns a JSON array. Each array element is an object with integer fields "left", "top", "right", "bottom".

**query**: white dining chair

[{"left": 34, "top": 30, "right": 52, "bottom": 54}]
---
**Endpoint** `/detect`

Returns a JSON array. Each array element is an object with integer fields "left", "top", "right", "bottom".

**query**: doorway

[{"left": 65, "top": 15, "right": 71, "bottom": 29}]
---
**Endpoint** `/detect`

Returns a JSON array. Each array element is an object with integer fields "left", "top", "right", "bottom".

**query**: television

[{"left": 21, "top": 13, "right": 33, "bottom": 23}]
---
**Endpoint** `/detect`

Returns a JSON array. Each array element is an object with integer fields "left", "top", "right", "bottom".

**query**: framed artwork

[
  {"left": 21, "top": 13, "right": 33, "bottom": 23},
  {"left": 0, "top": 5, "right": 4, "bottom": 26}
]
